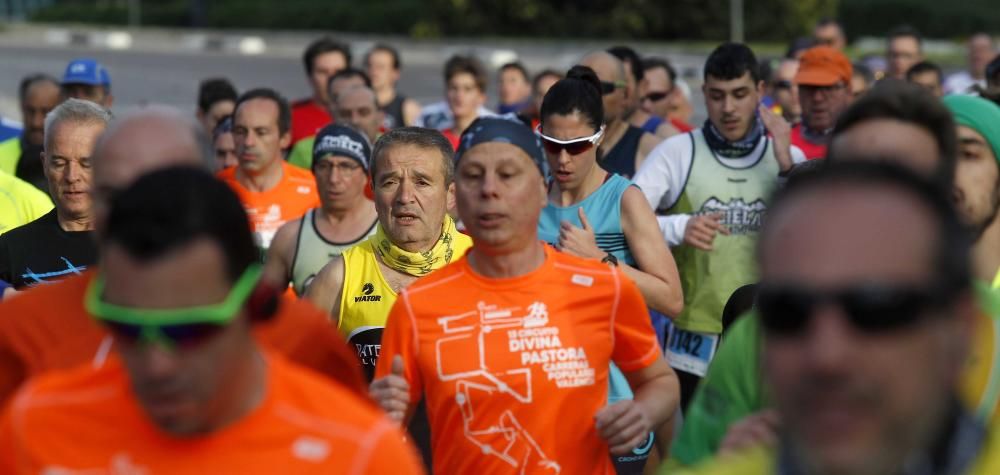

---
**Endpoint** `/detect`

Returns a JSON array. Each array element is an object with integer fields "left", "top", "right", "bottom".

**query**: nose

[
  {"left": 137, "top": 343, "right": 182, "bottom": 380},
  {"left": 65, "top": 159, "right": 85, "bottom": 183},
  {"left": 722, "top": 95, "right": 737, "bottom": 113},
  {"left": 395, "top": 177, "right": 416, "bottom": 204},
  {"left": 481, "top": 170, "right": 501, "bottom": 198},
  {"left": 801, "top": 305, "right": 856, "bottom": 374}
]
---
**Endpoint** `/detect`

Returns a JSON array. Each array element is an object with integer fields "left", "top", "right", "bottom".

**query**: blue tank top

[
  {"left": 538, "top": 174, "right": 636, "bottom": 266},
  {"left": 641, "top": 115, "right": 663, "bottom": 134},
  {"left": 599, "top": 125, "right": 645, "bottom": 178}
]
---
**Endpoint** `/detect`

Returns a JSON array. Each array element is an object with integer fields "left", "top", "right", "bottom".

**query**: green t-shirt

[
  {"left": 287, "top": 136, "right": 315, "bottom": 170},
  {"left": 0, "top": 169, "right": 53, "bottom": 235},
  {"left": 669, "top": 312, "right": 763, "bottom": 467}
]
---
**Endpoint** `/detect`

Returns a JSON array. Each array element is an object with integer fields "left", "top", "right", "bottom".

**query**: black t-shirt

[{"left": 0, "top": 210, "right": 97, "bottom": 289}]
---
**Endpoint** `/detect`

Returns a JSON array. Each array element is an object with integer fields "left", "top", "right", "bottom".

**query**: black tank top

[
  {"left": 599, "top": 125, "right": 644, "bottom": 178},
  {"left": 380, "top": 93, "right": 407, "bottom": 130}
]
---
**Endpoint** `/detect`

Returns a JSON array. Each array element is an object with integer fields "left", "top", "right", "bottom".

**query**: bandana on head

[
  {"left": 455, "top": 115, "right": 547, "bottom": 176},
  {"left": 702, "top": 115, "right": 765, "bottom": 158},
  {"left": 943, "top": 95, "right": 1000, "bottom": 165},
  {"left": 373, "top": 215, "right": 463, "bottom": 276}
]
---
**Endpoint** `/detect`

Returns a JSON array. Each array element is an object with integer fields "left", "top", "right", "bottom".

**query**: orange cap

[{"left": 795, "top": 46, "right": 853, "bottom": 86}]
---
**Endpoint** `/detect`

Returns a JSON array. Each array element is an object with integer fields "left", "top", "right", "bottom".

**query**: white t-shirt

[
  {"left": 944, "top": 71, "right": 986, "bottom": 96},
  {"left": 633, "top": 129, "right": 806, "bottom": 246}
]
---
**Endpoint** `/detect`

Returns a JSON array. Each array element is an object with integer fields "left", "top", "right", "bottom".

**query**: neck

[
  {"left": 375, "top": 86, "right": 396, "bottom": 106},
  {"left": 974, "top": 216, "right": 1000, "bottom": 282},
  {"left": 601, "top": 119, "right": 628, "bottom": 150},
  {"left": 236, "top": 159, "right": 284, "bottom": 192},
  {"left": 469, "top": 240, "right": 546, "bottom": 279},
  {"left": 203, "top": 343, "right": 267, "bottom": 434},
  {"left": 398, "top": 236, "right": 439, "bottom": 254},
  {"left": 320, "top": 198, "right": 371, "bottom": 224},
  {"left": 554, "top": 167, "right": 605, "bottom": 206},
  {"left": 57, "top": 210, "right": 94, "bottom": 232}
]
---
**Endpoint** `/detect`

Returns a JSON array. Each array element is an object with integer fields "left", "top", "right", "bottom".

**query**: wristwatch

[{"left": 601, "top": 253, "right": 619, "bottom": 267}]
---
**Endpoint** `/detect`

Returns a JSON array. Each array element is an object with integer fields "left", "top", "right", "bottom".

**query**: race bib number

[{"left": 664, "top": 323, "right": 719, "bottom": 377}]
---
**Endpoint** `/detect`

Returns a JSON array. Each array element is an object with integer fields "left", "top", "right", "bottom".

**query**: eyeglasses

[
  {"left": 600, "top": 80, "right": 627, "bottom": 95},
  {"left": 800, "top": 83, "right": 847, "bottom": 98},
  {"left": 756, "top": 281, "right": 955, "bottom": 336},
  {"left": 85, "top": 264, "right": 263, "bottom": 349},
  {"left": 535, "top": 124, "right": 605, "bottom": 155},
  {"left": 773, "top": 80, "right": 794, "bottom": 90},
  {"left": 642, "top": 91, "right": 671, "bottom": 102}
]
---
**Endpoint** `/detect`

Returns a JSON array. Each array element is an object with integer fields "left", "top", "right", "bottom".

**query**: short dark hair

[
  {"left": 499, "top": 62, "right": 530, "bottom": 83},
  {"left": 643, "top": 57, "right": 678, "bottom": 85},
  {"left": 985, "top": 53, "right": 1000, "bottom": 85},
  {"left": 197, "top": 78, "right": 238, "bottom": 113},
  {"left": 888, "top": 25, "right": 923, "bottom": 50},
  {"left": 234, "top": 88, "right": 291, "bottom": 136},
  {"left": 104, "top": 166, "right": 257, "bottom": 283},
  {"left": 365, "top": 43, "right": 401, "bottom": 70},
  {"left": 705, "top": 42, "right": 761, "bottom": 83},
  {"left": 607, "top": 45, "right": 644, "bottom": 82},
  {"left": 212, "top": 115, "right": 233, "bottom": 141},
  {"left": 540, "top": 65, "right": 604, "bottom": 132},
  {"left": 906, "top": 61, "right": 943, "bottom": 84},
  {"left": 532, "top": 69, "right": 562, "bottom": 91},
  {"left": 326, "top": 67, "right": 373, "bottom": 100},
  {"left": 762, "top": 161, "right": 972, "bottom": 296},
  {"left": 444, "top": 55, "right": 487, "bottom": 92},
  {"left": 852, "top": 62, "right": 875, "bottom": 85},
  {"left": 829, "top": 80, "right": 957, "bottom": 186},
  {"left": 785, "top": 36, "right": 816, "bottom": 59},
  {"left": 303, "top": 37, "right": 352, "bottom": 75},
  {"left": 18, "top": 73, "right": 59, "bottom": 102},
  {"left": 815, "top": 17, "right": 843, "bottom": 29},
  {"left": 370, "top": 127, "right": 455, "bottom": 186}
]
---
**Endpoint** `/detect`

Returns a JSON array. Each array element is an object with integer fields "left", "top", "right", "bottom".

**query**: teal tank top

[{"left": 538, "top": 174, "right": 637, "bottom": 266}]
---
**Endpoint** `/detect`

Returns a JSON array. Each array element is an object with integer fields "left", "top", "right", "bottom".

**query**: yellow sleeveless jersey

[
  {"left": 963, "top": 281, "right": 1000, "bottom": 424},
  {"left": 338, "top": 233, "right": 473, "bottom": 379}
]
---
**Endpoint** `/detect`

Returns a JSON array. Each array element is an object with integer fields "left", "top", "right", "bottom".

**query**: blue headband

[{"left": 455, "top": 115, "right": 547, "bottom": 176}]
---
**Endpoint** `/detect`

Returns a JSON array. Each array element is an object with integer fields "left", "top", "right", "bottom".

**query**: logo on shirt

[
  {"left": 292, "top": 436, "right": 331, "bottom": 462},
  {"left": 21, "top": 257, "right": 87, "bottom": 287},
  {"left": 697, "top": 197, "right": 766, "bottom": 235},
  {"left": 354, "top": 282, "right": 382, "bottom": 302},
  {"left": 297, "top": 185, "right": 312, "bottom": 194}
]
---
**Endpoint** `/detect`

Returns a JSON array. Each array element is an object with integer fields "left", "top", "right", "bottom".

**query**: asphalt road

[{"left": 0, "top": 42, "right": 707, "bottom": 123}]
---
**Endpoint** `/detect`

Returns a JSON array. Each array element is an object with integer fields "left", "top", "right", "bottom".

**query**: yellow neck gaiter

[{"left": 374, "top": 215, "right": 462, "bottom": 277}]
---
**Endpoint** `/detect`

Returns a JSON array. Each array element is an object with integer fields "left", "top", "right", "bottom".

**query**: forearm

[
  {"left": 657, "top": 215, "right": 690, "bottom": 247},
  {"left": 619, "top": 264, "right": 683, "bottom": 316},
  {"left": 632, "top": 365, "right": 680, "bottom": 431}
]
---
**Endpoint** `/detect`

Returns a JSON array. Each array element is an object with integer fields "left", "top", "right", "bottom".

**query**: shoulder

[
  {"left": 216, "top": 166, "right": 237, "bottom": 181},
  {"left": 4, "top": 359, "right": 127, "bottom": 430},
  {"left": 273, "top": 215, "right": 306, "bottom": 249},
  {"left": 0, "top": 211, "right": 51, "bottom": 243},
  {"left": 290, "top": 98, "right": 316, "bottom": 111},
  {"left": 267, "top": 351, "right": 386, "bottom": 427}
]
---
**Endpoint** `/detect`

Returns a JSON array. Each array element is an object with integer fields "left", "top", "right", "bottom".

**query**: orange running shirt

[
  {"left": 0, "top": 352, "right": 424, "bottom": 474},
  {"left": 0, "top": 271, "right": 367, "bottom": 406},
  {"left": 374, "top": 244, "right": 659, "bottom": 474},
  {"left": 218, "top": 161, "right": 320, "bottom": 251}
]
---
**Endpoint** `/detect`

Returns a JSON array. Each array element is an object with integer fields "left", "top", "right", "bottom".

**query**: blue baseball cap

[
  {"left": 455, "top": 115, "right": 547, "bottom": 177},
  {"left": 62, "top": 58, "right": 111, "bottom": 88}
]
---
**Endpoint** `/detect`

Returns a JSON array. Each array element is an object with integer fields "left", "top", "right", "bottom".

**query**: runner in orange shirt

[
  {"left": 219, "top": 88, "right": 320, "bottom": 255},
  {"left": 0, "top": 168, "right": 421, "bottom": 474},
  {"left": 372, "top": 117, "right": 679, "bottom": 474},
  {"left": 0, "top": 108, "right": 364, "bottom": 406}
]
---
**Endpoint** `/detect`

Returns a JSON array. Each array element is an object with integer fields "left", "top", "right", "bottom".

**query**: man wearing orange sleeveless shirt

[
  {"left": 218, "top": 88, "right": 319, "bottom": 256},
  {"left": 0, "top": 108, "right": 365, "bottom": 406},
  {"left": 0, "top": 168, "right": 421, "bottom": 474}
]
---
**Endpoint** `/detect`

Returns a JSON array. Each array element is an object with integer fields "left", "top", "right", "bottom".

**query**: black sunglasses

[
  {"left": 773, "top": 80, "right": 793, "bottom": 90},
  {"left": 756, "top": 282, "right": 955, "bottom": 336},
  {"left": 104, "top": 320, "right": 228, "bottom": 350},
  {"left": 643, "top": 91, "right": 671, "bottom": 102},
  {"left": 600, "top": 80, "right": 626, "bottom": 95}
]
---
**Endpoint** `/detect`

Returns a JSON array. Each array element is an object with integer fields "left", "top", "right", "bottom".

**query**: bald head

[
  {"left": 92, "top": 106, "right": 213, "bottom": 227},
  {"left": 580, "top": 51, "right": 627, "bottom": 123},
  {"left": 581, "top": 51, "right": 625, "bottom": 83}
]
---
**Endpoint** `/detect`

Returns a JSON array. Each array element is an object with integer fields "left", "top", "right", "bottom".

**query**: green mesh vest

[{"left": 669, "top": 131, "right": 779, "bottom": 334}]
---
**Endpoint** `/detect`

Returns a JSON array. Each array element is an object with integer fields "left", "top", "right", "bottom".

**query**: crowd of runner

[{"left": 0, "top": 17, "right": 998, "bottom": 474}]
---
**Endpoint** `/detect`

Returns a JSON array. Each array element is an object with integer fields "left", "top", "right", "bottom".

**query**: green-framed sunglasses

[{"left": 84, "top": 264, "right": 263, "bottom": 349}]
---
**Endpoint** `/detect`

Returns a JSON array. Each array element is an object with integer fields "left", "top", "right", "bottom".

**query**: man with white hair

[{"left": 0, "top": 98, "right": 110, "bottom": 289}]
